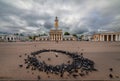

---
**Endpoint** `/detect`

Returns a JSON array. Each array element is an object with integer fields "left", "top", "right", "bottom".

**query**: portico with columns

[
  {"left": 93, "top": 32, "right": 120, "bottom": 41},
  {"left": 49, "top": 30, "right": 63, "bottom": 41}
]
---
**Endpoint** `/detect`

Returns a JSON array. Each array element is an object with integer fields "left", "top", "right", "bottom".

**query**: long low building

[
  {"left": 35, "top": 36, "right": 49, "bottom": 41},
  {"left": 93, "top": 32, "right": 120, "bottom": 41},
  {"left": 35, "top": 35, "right": 77, "bottom": 41},
  {"left": 0, "top": 34, "right": 29, "bottom": 42}
]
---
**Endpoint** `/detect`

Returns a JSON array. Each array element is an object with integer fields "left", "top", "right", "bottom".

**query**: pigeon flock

[{"left": 19, "top": 49, "right": 97, "bottom": 79}]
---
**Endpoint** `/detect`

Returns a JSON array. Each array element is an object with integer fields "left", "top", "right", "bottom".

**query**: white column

[
  {"left": 57, "top": 34, "right": 59, "bottom": 40},
  {"left": 119, "top": 34, "right": 120, "bottom": 41},
  {"left": 50, "top": 35, "right": 51, "bottom": 40},
  {"left": 117, "top": 35, "right": 119, "bottom": 41},
  {"left": 54, "top": 34, "right": 55, "bottom": 40},
  {"left": 55, "top": 34, "right": 56, "bottom": 40},
  {"left": 107, "top": 35, "right": 109, "bottom": 41},
  {"left": 55, "top": 34, "right": 57, "bottom": 40},
  {"left": 58, "top": 34, "right": 60, "bottom": 40},
  {"left": 100, "top": 35, "right": 102, "bottom": 41},
  {"left": 60, "top": 35, "right": 61, "bottom": 40},
  {"left": 9, "top": 37, "right": 11, "bottom": 41},
  {"left": 55, "top": 34, "right": 56, "bottom": 41},
  {"left": 59, "top": 34, "right": 60, "bottom": 40},
  {"left": 99, "top": 35, "right": 101, "bottom": 41},
  {"left": 118, "top": 34, "right": 120, "bottom": 41},
  {"left": 116, "top": 35, "right": 118, "bottom": 41},
  {"left": 101, "top": 35, "right": 103, "bottom": 41},
  {"left": 103, "top": 35, "right": 104, "bottom": 41},
  {"left": 53, "top": 34, "right": 54, "bottom": 40},
  {"left": 115, "top": 34, "right": 118, "bottom": 41},
  {"left": 50, "top": 34, "right": 51, "bottom": 40},
  {"left": 111, "top": 35, "right": 113, "bottom": 41}
]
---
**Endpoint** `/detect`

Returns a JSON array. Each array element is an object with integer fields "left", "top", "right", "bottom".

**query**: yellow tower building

[
  {"left": 54, "top": 16, "right": 58, "bottom": 29},
  {"left": 35, "top": 17, "right": 77, "bottom": 41},
  {"left": 49, "top": 17, "right": 63, "bottom": 41}
]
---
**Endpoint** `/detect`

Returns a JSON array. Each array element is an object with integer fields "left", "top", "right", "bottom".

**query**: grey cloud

[
  {"left": 1, "top": 26, "right": 25, "bottom": 33},
  {"left": 70, "top": 23, "right": 89, "bottom": 34},
  {"left": 82, "top": 10, "right": 113, "bottom": 31},
  {"left": 44, "top": 21, "right": 53, "bottom": 29},
  {"left": 0, "top": 0, "right": 120, "bottom": 35},
  {"left": 0, "top": 0, "right": 25, "bottom": 16}
]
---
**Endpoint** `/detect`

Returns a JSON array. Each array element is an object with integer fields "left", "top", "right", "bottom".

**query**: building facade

[
  {"left": 49, "top": 17, "right": 63, "bottom": 41},
  {"left": 93, "top": 32, "right": 120, "bottom": 41},
  {"left": 35, "top": 17, "right": 76, "bottom": 41},
  {"left": 35, "top": 36, "right": 49, "bottom": 41},
  {"left": 63, "top": 35, "right": 77, "bottom": 41},
  {"left": 0, "top": 34, "right": 29, "bottom": 42},
  {"left": 81, "top": 35, "right": 93, "bottom": 41},
  {"left": 49, "top": 30, "right": 63, "bottom": 41}
]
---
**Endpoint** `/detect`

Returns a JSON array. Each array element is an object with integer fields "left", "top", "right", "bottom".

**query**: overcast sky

[{"left": 0, "top": 0, "right": 120, "bottom": 35}]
